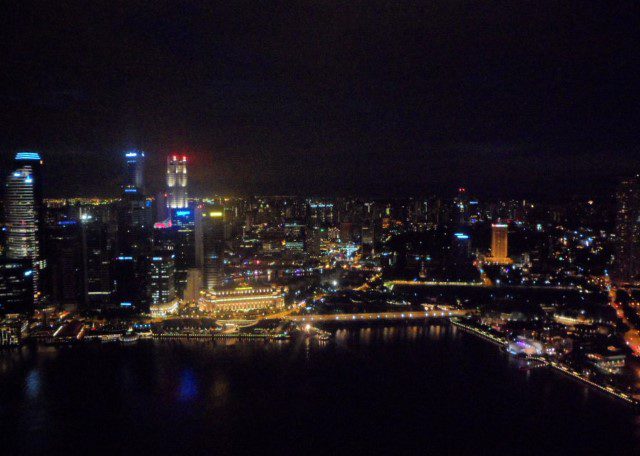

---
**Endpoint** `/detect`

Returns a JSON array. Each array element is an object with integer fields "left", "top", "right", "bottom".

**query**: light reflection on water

[{"left": 1, "top": 324, "right": 639, "bottom": 454}]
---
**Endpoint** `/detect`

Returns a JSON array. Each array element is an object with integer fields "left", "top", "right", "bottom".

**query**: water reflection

[
  {"left": 178, "top": 369, "right": 198, "bottom": 402},
  {"left": 25, "top": 369, "right": 41, "bottom": 400}
]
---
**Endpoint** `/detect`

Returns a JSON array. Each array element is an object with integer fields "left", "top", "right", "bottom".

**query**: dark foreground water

[{"left": 1, "top": 324, "right": 639, "bottom": 455}]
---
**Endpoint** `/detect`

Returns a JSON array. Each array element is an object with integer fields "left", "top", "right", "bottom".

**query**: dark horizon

[{"left": 1, "top": 2, "right": 639, "bottom": 200}]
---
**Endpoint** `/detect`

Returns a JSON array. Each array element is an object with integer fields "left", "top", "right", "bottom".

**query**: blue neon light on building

[{"left": 15, "top": 152, "right": 42, "bottom": 161}]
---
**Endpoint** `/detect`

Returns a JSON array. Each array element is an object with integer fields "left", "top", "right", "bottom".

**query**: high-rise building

[
  {"left": 124, "top": 150, "right": 145, "bottom": 192},
  {"left": 4, "top": 152, "right": 45, "bottom": 300},
  {"left": 48, "top": 220, "right": 83, "bottom": 310},
  {"left": 149, "top": 225, "right": 176, "bottom": 305},
  {"left": 615, "top": 175, "right": 640, "bottom": 284},
  {"left": 81, "top": 219, "right": 114, "bottom": 308},
  {"left": 171, "top": 208, "right": 196, "bottom": 297},
  {"left": 195, "top": 204, "right": 226, "bottom": 290},
  {"left": 112, "top": 255, "right": 147, "bottom": 310},
  {"left": 184, "top": 268, "right": 203, "bottom": 303},
  {"left": 486, "top": 223, "right": 511, "bottom": 264},
  {"left": 167, "top": 155, "right": 188, "bottom": 209},
  {"left": 0, "top": 259, "right": 34, "bottom": 314},
  {"left": 149, "top": 255, "right": 176, "bottom": 305}
]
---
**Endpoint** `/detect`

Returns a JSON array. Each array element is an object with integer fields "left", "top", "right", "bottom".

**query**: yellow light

[{"left": 209, "top": 211, "right": 223, "bottom": 217}]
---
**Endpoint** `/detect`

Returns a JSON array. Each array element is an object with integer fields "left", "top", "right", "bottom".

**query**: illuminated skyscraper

[
  {"left": 195, "top": 205, "right": 225, "bottom": 290},
  {"left": 487, "top": 223, "right": 511, "bottom": 264},
  {"left": 167, "top": 155, "right": 188, "bottom": 209},
  {"left": 149, "top": 224, "right": 176, "bottom": 305},
  {"left": 615, "top": 175, "right": 640, "bottom": 284},
  {"left": 149, "top": 255, "right": 176, "bottom": 305},
  {"left": 4, "top": 152, "right": 45, "bottom": 299},
  {"left": 124, "top": 150, "right": 145, "bottom": 192}
]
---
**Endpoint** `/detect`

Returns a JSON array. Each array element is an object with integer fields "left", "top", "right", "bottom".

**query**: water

[{"left": 1, "top": 324, "right": 639, "bottom": 454}]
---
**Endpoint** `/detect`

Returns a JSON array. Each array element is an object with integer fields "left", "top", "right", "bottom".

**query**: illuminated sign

[
  {"left": 15, "top": 152, "right": 41, "bottom": 160},
  {"left": 209, "top": 211, "right": 223, "bottom": 217}
]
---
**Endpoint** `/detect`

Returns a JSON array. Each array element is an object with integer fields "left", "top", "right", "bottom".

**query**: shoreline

[{"left": 450, "top": 318, "right": 639, "bottom": 408}]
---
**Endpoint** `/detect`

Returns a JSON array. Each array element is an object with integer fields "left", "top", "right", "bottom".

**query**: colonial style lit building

[{"left": 198, "top": 284, "right": 285, "bottom": 313}]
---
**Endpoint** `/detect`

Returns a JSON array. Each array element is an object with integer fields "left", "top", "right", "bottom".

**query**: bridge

[{"left": 286, "top": 309, "right": 469, "bottom": 323}]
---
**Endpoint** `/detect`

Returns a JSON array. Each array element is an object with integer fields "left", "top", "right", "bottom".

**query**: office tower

[
  {"left": 111, "top": 255, "right": 147, "bottom": 310},
  {"left": 307, "top": 200, "right": 334, "bottom": 227},
  {"left": 119, "top": 151, "right": 153, "bottom": 242},
  {"left": 155, "top": 191, "right": 169, "bottom": 222},
  {"left": 453, "top": 232, "right": 471, "bottom": 259},
  {"left": 149, "top": 255, "right": 176, "bottom": 305},
  {"left": 81, "top": 219, "right": 114, "bottom": 308},
  {"left": 171, "top": 208, "right": 196, "bottom": 297},
  {"left": 124, "top": 150, "right": 145, "bottom": 192},
  {"left": 0, "top": 259, "right": 34, "bottom": 314},
  {"left": 195, "top": 205, "right": 225, "bottom": 290},
  {"left": 48, "top": 220, "right": 83, "bottom": 309},
  {"left": 487, "top": 223, "right": 511, "bottom": 264},
  {"left": 184, "top": 268, "right": 203, "bottom": 303},
  {"left": 4, "top": 152, "right": 45, "bottom": 300},
  {"left": 166, "top": 155, "right": 188, "bottom": 209},
  {"left": 284, "top": 221, "right": 305, "bottom": 253},
  {"left": 615, "top": 175, "right": 640, "bottom": 283},
  {"left": 149, "top": 224, "right": 176, "bottom": 305},
  {"left": 454, "top": 187, "right": 469, "bottom": 225}
]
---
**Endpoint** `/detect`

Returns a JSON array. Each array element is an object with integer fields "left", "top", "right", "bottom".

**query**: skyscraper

[
  {"left": 124, "top": 150, "right": 145, "bottom": 192},
  {"left": 0, "top": 259, "right": 34, "bottom": 314},
  {"left": 486, "top": 223, "right": 511, "bottom": 264},
  {"left": 4, "top": 152, "right": 45, "bottom": 299},
  {"left": 48, "top": 220, "right": 83, "bottom": 310},
  {"left": 195, "top": 204, "right": 225, "bottom": 290},
  {"left": 81, "top": 218, "right": 114, "bottom": 309},
  {"left": 149, "top": 224, "right": 177, "bottom": 305},
  {"left": 615, "top": 175, "right": 640, "bottom": 284},
  {"left": 171, "top": 208, "right": 196, "bottom": 298},
  {"left": 167, "top": 155, "right": 188, "bottom": 209}
]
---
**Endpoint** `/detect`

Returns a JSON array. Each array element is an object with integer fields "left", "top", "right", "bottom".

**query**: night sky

[{"left": 1, "top": 2, "right": 639, "bottom": 199}]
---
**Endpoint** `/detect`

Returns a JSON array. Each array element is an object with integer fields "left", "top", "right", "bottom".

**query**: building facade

[
  {"left": 4, "top": 152, "right": 45, "bottom": 300},
  {"left": 166, "top": 155, "right": 188, "bottom": 209},
  {"left": 615, "top": 175, "right": 640, "bottom": 284}
]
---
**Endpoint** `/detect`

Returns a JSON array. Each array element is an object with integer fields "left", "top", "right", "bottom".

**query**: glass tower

[{"left": 4, "top": 152, "right": 44, "bottom": 299}]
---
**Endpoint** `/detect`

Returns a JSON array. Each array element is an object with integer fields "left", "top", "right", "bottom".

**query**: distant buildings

[{"left": 615, "top": 175, "right": 640, "bottom": 284}]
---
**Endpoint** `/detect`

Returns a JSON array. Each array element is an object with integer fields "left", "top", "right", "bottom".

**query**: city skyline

[{"left": 2, "top": 3, "right": 640, "bottom": 454}]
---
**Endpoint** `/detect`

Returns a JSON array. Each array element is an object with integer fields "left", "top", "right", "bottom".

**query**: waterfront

[{"left": 1, "top": 324, "right": 640, "bottom": 454}]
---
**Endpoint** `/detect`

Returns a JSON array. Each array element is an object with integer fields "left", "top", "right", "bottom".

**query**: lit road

[{"left": 286, "top": 309, "right": 468, "bottom": 323}]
